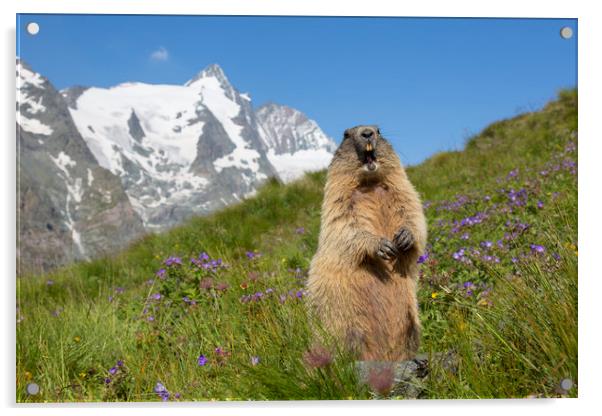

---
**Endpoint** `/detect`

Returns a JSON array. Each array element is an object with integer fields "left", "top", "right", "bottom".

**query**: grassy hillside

[{"left": 16, "top": 89, "right": 577, "bottom": 401}]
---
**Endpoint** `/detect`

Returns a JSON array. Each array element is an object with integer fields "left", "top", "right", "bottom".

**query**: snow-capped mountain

[
  {"left": 256, "top": 103, "right": 337, "bottom": 183},
  {"left": 16, "top": 59, "right": 145, "bottom": 272},
  {"left": 17, "top": 60, "right": 336, "bottom": 268},
  {"left": 64, "top": 64, "right": 277, "bottom": 230},
  {"left": 64, "top": 64, "right": 335, "bottom": 229}
]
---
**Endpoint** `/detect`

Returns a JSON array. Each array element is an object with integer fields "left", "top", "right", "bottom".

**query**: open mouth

[{"left": 363, "top": 143, "right": 377, "bottom": 171}]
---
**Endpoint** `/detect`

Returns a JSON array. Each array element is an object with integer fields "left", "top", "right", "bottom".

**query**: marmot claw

[
  {"left": 394, "top": 227, "right": 415, "bottom": 252},
  {"left": 377, "top": 238, "right": 397, "bottom": 260}
]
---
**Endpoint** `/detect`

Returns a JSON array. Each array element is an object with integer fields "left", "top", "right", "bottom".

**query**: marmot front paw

[
  {"left": 377, "top": 238, "right": 397, "bottom": 260},
  {"left": 393, "top": 227, "right": 415, "bottom": 252}
]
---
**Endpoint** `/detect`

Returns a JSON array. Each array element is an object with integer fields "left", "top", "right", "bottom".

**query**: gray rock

[
  {"left": 127, "top": 109, "right": 146, "bottom": 142},
  {"left": 356, "top": 352, "right": 458, "bottom": 399}
]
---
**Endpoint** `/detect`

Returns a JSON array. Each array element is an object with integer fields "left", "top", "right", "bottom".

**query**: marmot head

[{"left": 331, "top": 125, "right": 400, "bottom": 178}]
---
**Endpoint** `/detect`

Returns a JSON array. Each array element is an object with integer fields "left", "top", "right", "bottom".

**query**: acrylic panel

[{"left": 16, "top": 14, "right": 577, "bottom": 402}]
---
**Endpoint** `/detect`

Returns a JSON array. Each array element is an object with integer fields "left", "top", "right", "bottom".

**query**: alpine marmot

[{"left": 307, "top": 125, "right": 427, "bottom": 361}]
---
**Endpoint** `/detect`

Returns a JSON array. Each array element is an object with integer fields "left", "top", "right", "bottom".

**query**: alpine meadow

[{"left": 16, "top": 89, "right": 578, "bottom": 401}]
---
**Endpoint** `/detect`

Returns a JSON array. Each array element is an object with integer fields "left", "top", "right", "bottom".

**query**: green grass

[{"left": 16, "top": 89, "right": 578, "bottom": 402}]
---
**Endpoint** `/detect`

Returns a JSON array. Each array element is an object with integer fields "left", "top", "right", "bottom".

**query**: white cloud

[{"left": 150, "top": 47, "right": 169, "bottom": 61}]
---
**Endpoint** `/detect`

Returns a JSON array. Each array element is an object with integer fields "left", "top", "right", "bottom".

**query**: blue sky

[{"left": 17, "top": 15, "right": 577, "bottom": 165}]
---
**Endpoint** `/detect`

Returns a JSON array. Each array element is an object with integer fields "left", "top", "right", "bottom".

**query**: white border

[{"left": 3, "top": 1, "right": 600, "bottom": 416}]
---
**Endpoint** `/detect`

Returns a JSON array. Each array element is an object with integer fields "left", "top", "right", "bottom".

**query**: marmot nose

[{"left": 361, "top": 129, "right": 374, "bottom": 139}]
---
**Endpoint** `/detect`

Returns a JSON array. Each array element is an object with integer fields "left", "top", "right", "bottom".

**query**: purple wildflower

[
  {"left": 452, "top": 248, "right": 466, "bottom": 261},
  {"left": 530, "top": 244, "right": 546, "bottom": 254},
  {"left": 295, "top": 227, "right": 306, "bottom": 234},
  {"left": 245, "top": 251, "right": 261, "bottom": 260},
  {"left": 537, "top": 200, "right": 544, "bottom": 209},
  {"left": 46, "top": 280, "right": 54, "bottom": 286},
  {"left": 117, "top": 360, "right": 124, "bottom": 367},
  {"left": 251, "top": 356, "right": 260, "bottom": 366},
  {"left": 480, "top": 241, "right": 493, "bottom": 249},
  {"left": 507, "top": 188, "right": 528, "bottom": 207},
  {"left": 482, "top": 254, "right": 500, "bottom": 263},
  {"left": 154, "top": 382, "right": 169, "bottom": 401},
  {"left": 147, "top": 315, "right": 155, "bottom": 322},
  {"left": 461, "top": 233, "right": 470, "bottom": 240},
  {"left": 104, "top": 377, "right": 111, "bottom": 384},
  {"left": 151, "top": 293, "right": 162, "bottom": 301},
  {"left": 183, "top": 296, "right": 196, "bottom": 306},
  {"left": 197, "top": 354, "right": 208, "bottom": 366},
  {"left": 164, "top": 256, "right": 182, "bottom": 267},
  {"left": 109, "top": 366, "right": 118, "bottom": 375},
  {"left": 155, "top": 269, "right": 166, "bottom": 279},
  {"left": 417, "top": 252, "right": 429, "bottom": 264}
]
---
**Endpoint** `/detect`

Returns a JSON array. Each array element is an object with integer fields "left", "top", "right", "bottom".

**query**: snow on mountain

[
  {"left": 66, "top": 82, "right": 210, "bottom": 225},
  {"left": 256, "top": 103, "right": 337, "bottom": 183},
  {"left": 16, "top": 61, "right": 54, "bottom": 136},
  {"left": 66, "top": 64, "right": 277, "bottom": 230}
]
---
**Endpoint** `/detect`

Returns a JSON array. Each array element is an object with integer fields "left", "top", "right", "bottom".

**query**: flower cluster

[
  {"left": 154, "top": 381, "right": 170, "bottom": 401},
  {"left": 103, "top": 359, "right": 125, "bottom": 384},
  {"left": 164, "top": 256, "right": 182, "bottom": 267},
  {"left": 191, "top": 252, "right": 226, "bottom": 272}
]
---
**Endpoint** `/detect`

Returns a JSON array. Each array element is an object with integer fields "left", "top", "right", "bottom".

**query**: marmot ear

[{"left": 343, "top": 130, "right": 351, "bottom": 140}]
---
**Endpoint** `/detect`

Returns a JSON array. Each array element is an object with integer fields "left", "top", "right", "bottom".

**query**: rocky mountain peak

[
  {"left": 185, "top": 63, "right": 230, "bottom": 88},
  {"left": 255, "top": 102, "right": 337, "bottom": 183},
  {"left": 256, "top": 102, "right": 337, "bottom": 155}
]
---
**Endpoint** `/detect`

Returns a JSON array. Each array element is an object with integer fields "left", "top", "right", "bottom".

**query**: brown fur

[{"left": 307, "top": 125, "right": 427, "bottom": 361}]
